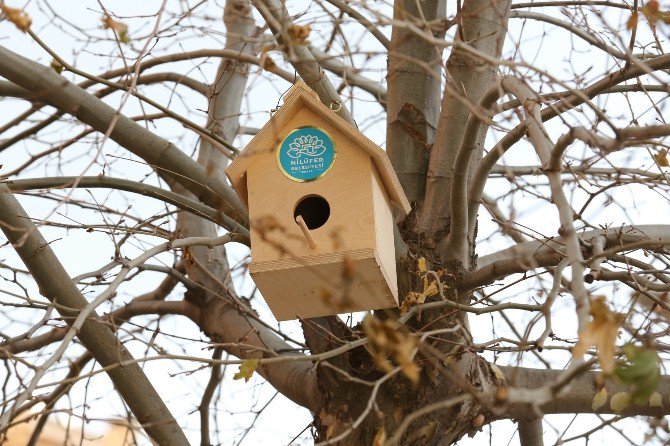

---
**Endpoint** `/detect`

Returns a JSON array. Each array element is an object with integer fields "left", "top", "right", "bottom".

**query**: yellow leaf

[
  {"left": 592, "top": 387, "right": 608, "bottom": 411},
  {"left": 418, "top": 257, "right": 427, "bottom": 274},
  {"left": 233, "top": 359, "right": 259, "bottom": 382},
  {"left": 610, "top": 391, "right": 631, "bottom": 413},
  {"left": 422, "top": 280, "right": 439, "bottom": 298},
  {"left": 372, "top": 427, "right": 386, "bottom": 446},
  {"left": 1, "top": 4, "right": 31, "bottom": 32},
  {"left": 102, "top": 15, "right": 130, "bottom": 44},
  {"left": 573, "top": 296, "right": 624, "bottom": 374},
  {"left": 649, "top": 391, "right": 663, "bottom": 407},
  {"left": 654, "top": 149, "right": 669, "bottom": 167},
  {"left": 395, "top": 336, "right": 420, "bottom": 384}
]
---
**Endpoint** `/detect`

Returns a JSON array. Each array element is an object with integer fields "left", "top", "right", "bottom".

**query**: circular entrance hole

[{"left": 294, "top": 195, "right": 330, "bottom": 230}]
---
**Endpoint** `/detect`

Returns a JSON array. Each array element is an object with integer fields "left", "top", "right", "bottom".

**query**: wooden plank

[
  {"left": 250, "top": 249, "right": 397, "bottom": 321},
  {"left": 371, "top": 165, "right": 399, "bottom": 299}
]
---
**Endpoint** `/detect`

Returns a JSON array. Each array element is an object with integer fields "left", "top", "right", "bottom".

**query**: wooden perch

[{"left": 295, "top": 215, "right": 317, "bottom": 249}]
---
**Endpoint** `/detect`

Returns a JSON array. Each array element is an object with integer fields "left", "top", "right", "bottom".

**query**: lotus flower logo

[{"left": 287, "top": 134, "right": 327, "bottom": 158}]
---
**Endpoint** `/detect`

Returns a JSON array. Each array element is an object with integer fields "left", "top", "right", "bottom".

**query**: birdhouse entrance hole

[{"left": 294, "top": 195, "right": 330, "bottom": 230}]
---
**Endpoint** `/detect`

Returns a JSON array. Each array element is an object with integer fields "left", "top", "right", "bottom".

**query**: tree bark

[
  {"left": 418, "top": 0, "right": 511, "bottom": 261},
  {"left": 386, "top": 0, "right": 445, "bottom": 206}
]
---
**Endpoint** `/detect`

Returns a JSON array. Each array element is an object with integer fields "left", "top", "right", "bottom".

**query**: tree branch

[
  {"left": 502, "top": 366, "right": 670, "bottom": 417},
  {"left": 4, "top": 176, "right": 250, "bottom": 242},
  {"left": 0, "top": 183, "right": 189, "bottom": 445},
  {"left": 462, "top": 225, "right": 670, "bottom": 290},
  {"left": 171, "top": 0, "right": 321, "bottom": 413},
  {"left": 0, "top": 44, "right": 249, "bottom": 229},
  {"left": 418, "top": 0, "right": 511, "bottom": 257},
  {"left": 518, "top": 416, "right": 544, "bottom": 446},
  {"left": 468, "top": 53, "right": 670, "bottom": 223},
  {"left": 251, "top": 0, "right": 356, "bottom": 125},
  {"left": 385, "top": 0, "right": 445, "bottom": 204},
  {"left": 322, "top": 0, "right": 390, "bottom": 49}
]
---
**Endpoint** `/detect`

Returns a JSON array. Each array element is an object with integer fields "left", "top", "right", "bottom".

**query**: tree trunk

[{"left": 309, "top": 1, "right": 511, "bottom": 444}]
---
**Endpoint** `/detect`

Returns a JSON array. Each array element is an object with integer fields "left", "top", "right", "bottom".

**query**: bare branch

[
  {"left": 251, "top": 0, "right": 356, "bottom": 125},
  {"left": 0, "top": 183, "right": 189, "bottom": 445},
  {"left": 5, "top": 176, "right": 250, "bottom": 241},
  {"left": 0, "top": 44, "right": 249, "bottom": 229}
]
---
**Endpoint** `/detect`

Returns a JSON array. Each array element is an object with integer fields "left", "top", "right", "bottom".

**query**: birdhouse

[{"left": 226, "top": 82, "right": 411, "bottom": 321}]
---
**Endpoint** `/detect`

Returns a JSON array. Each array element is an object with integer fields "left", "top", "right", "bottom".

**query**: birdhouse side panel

[
  {"left": 250, "top": 249, "right": 397, "bottom": 320},
  {"left": 245, "top": 106, "right": 377, "bottom": 263},
  {"left": 372, "top": 166, "right": 399, "bottom": 300}
]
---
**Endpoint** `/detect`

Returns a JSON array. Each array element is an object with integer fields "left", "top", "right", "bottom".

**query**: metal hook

[{"left": 329, "top": 101, "right": 341, "bottom": 112}]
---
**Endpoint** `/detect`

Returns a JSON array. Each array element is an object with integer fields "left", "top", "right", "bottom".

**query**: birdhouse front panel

[
  {"left": 226, "top": 82, "right": 411, "bottom": 321},
  {"left": 246, "top": 105, "right": 377, "bottom": 262}
]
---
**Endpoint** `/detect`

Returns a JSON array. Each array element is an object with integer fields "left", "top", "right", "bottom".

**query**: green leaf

[
  {"left": 614, "top": 344, "right": 660, "bottom": 404},
  {"left": 233, "top": 359, "right": 259, "bottom": 383},
  {"left": 50, "top": 59, "right": 64, "bottom": 74}
]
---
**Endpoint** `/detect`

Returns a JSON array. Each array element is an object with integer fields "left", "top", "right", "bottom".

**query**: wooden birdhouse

[{"left": 226, "top": 82, "right": 411, "bottom": 321}]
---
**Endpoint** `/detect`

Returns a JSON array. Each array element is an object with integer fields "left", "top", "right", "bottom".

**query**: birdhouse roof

[{"left": 225, "top": 81, "right": 411, "bottom": 216}]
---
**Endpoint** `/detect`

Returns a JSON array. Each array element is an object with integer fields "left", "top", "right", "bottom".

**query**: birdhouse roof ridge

[{"left": 226, "top": 82, "right": 411, "bottom": 216}]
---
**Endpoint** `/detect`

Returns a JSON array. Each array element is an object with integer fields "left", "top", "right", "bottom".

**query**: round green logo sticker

[{"left": 277, "top": 127, "right": 336, "bottom": 182}]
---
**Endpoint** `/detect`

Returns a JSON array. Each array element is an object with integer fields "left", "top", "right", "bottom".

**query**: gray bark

[
  {"left": 386, "top": 0, "right": 445, "bottom": 205},
  {"left": 418, "top": 0, "right": 511, "bottom": 261}
]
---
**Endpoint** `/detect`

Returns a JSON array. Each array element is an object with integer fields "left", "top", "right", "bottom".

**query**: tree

[{"left": 1, "top": 0, "right": 670, "bottom": 444}]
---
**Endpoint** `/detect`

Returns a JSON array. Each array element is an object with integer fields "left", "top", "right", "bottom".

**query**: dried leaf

[
  {"left": 610, "top": 391, "right": 631, "bottom": 413},
  {"left": 1, "top": 4, "right": 31, "bottom": 32},
  {"left": 654, "top": 149, "right": 669, "bottom": 167},
  {"left": 233, "top": 359, "right": 259, "bottom": 382},
  {"left": 641, "top": 1, "right": 670, "bottom": 27},
  {"left": 395, "top": 336, "right": 420, "bottom": 384},
  {"left": 416, "top": 421, "right": 439, "bottom": 441},
  {"left": 363, "top": 316, "right": 420, "bottom": 384},
  {"left": 643, "top": 0, "right": 661, "bottom": 26},
  {"left": 102, "top": 15, "right": 130, "bottom": 44},
  {"left": 423, "top": 280, "right": 439, "bottom": 298},
  {"left": 573, "top": 296, "right": 624, "bottom": 373},
  {"left": 649, "top": 391, "right": 663, "bottom": 407},
  {"left": 183, "top": 246, "right": 195, "bottom": 267},
  {"left": 627, "top": 11, "right": 639, "bottom": 30},
  {"left": 490, "top": 363, "right": 506, "bottom": 384},
  {"left": 372, "top": 427, "right": 386, "bottom": 446},
  {"left": 263, "top": 55, "right": 277, "bottom": 70},
  {"left": 592, "top": 387, "right": 608, "bottom": 411},
  {"left": 287, "top": 24, "right": 311, "bottom": 45},
  {"left": 259, "top": 46, "right": 277, "bottom": 71}
]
